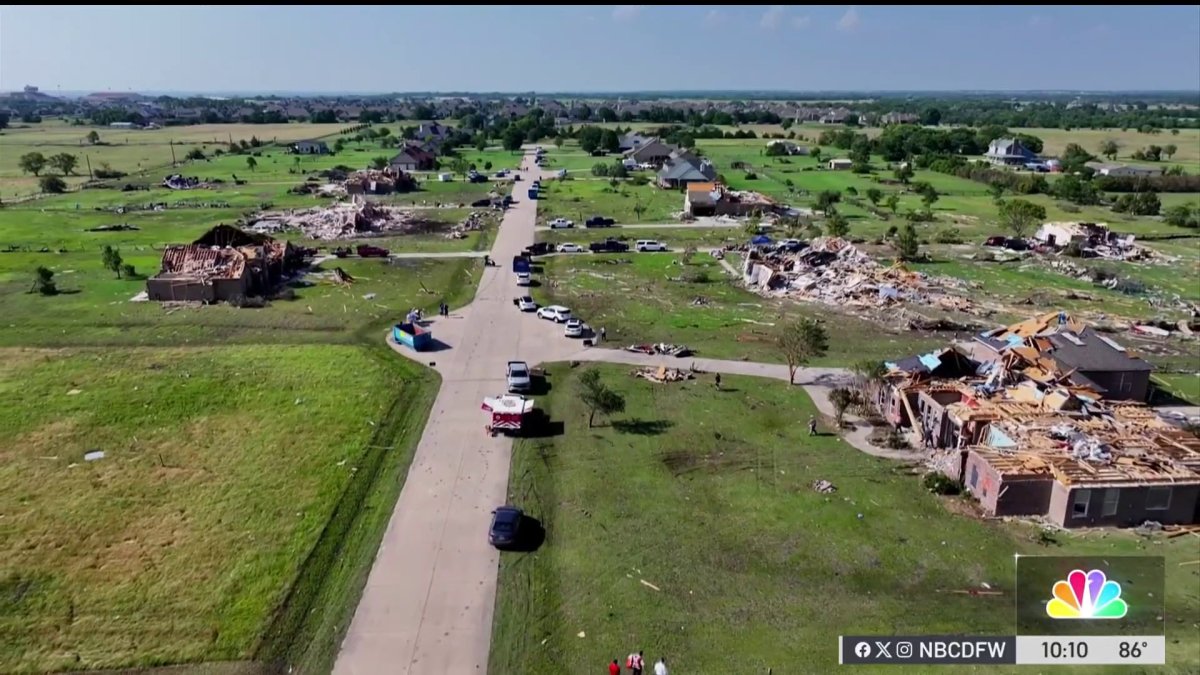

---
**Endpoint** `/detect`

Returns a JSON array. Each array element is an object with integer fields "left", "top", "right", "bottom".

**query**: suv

[
  {"left": 506, "top": 361, "right": 532, "bottom": 392},
  {"left": 636, "top": 240, "right": 667, "bottom": 252},
  {"left": 536, "top": 305, "right": 572, "bottom": 322},
  {"left": 589, "top": 238, "right": 629, "bottom": 253}
]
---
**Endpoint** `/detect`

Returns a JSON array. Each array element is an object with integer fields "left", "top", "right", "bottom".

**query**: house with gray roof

[
  {"left": 618, "top": 131, "right": 651, "bottom": 152},
  {"left": 985, "top": 138, "right": 1037, "bottom": 166},
  {"left": 624, "top": 138, "right": 678, "bottom": 166},
  {"left": 657, "top": 155, "right": 717, "bottom": 189}
]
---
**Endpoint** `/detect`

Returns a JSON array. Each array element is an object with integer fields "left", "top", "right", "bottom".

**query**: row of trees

[{"left": 18, "top": 151, "right": 78, "bottom": 177}]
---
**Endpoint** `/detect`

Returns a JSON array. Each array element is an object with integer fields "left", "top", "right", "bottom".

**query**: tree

[
  {"left": 19, "top": 152, "right": 47, "bottom": 176},
  {"left": 815, "top": 190, "right": 841, "bottom": 213},
  {"left": 246, "top": 156, "right": 257, "bottom": 171},
  {"left": 829, "top": 388, "right": 856, "bottom": 428},
  {"left": 921, "top": 107, "right": 942, "bottom": 126},
  {"left": 86, "top": 130, "right": 101, "bottom": 145},
  {"left": 447, "top": 156, "right": 468, "bottom": 179},
  {"left": 554, "top": 136, "right": 564, "bottom": 148},
  {"left": 825, "top": 213, "right": 850, "bottom": 238},
  {"left": 502, "top": 126, "right": 524, "bottom": 152},
  {"left": 376, "top": 126, "right": 391, "bottom": 139},
  {"left": 997, "top": 198, "right": 1046, "bottom": 238},
  {"left": 810, "top": 147, "right": 822, "bottom": 163},
  {"left": 590, "top": 162, "right": 609, "bottom": 177},
  {"left": 776, "top": 318, "right": 829, "bottom": 385},
  {"left": 121, "top": 263, "right": 136, "bottom": 279},
  {"left": 49, "top": 153, "right": 78, "bottom": 176},
  {"left": 600, "top": 129, "right": 620, "bottom": 154},
  {"left": 921, "top": 187, "right": 939, "bottom": 209},
  {"left": 851, "top": 358, "right": 887, "bottom": 394},
  {"left": 1060, "top": 143, "right": 1094, "bottom": 172},
  {"left": 609, "top": 162, "right": 628, "bottom": 178},
  {"left": 473, "top": 135, "right": 488, "bottom": 152},
  {"left": 894, "top": 164, "right": 914, "bottom": 185},
  {"left": 865, "top": 187, "right": 883, "bottom": 206},
  {"left": 185, "top": 147, "right": 206, "bottom": 161},
  {"left": 101, "top": 245, "right": 124, "bottom": 278},
  {"left": 578, "top": 126, "right": 603, "bottom": 154},
  {"left": 893, "top": 223, "right": 920, "bottom": 261},
  {"left": 578, "top": 368, "right": 626, "bottom": 428},
  {"left": 1164, "top": 144, "right": 1177, "bottom": 160},
  {"left": 885, "top": 194, "right": 900, "bottom": 213},
  {"left": 484, "top": 161, "right": 493, "bottom": 171},
  {"left": 372, "top": 156, "right": 388, "bottom": 170},
  {"left": 31, "top": 266, "right": 57, "bottom": 295},
  {"left": 39, "top": 175, "right": 67, "bottom": 193},
  {"left": 633, "top": 200, "right": 645, "bottom": 221},
  {"left": 1099, "top": 139, "right": 1119, "bottom": 161},
  {"left": 988, "top": 184, "right": 1005, "bottom": 203},
  {"left": 1163, "top": 203, "right": 1199, "bottom": 229},
  {"left": 681, "top": 244, "right": 697, "bottom": 265}
]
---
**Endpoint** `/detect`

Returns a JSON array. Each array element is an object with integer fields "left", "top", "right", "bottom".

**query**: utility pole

[
  {"left": 169, "top": 140, "right": 176, "bottom": 166},
  {"left": 85, "top": 154, "right": 93, "bottom": 180}
]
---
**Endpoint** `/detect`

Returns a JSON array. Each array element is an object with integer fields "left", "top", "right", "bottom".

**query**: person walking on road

[
  {"left": 654, "top": 657, "right": 668, "bottom": 675},
  {"left": 609, "top": 658, "right": 621, "bottom": 675},
  {"left": 808, "top": 416, "right": 818, "bottom": 436}
]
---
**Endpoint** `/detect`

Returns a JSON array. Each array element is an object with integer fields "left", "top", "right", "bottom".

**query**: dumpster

[
  {"left": 527, "top": 187, "right": 538, "bottom": 200},
  {"left": 393, "top": 322, "right": 432, "bottom": 351}
]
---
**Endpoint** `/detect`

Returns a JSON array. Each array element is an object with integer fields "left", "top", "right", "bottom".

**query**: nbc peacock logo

[{"left": 1046, "top": 569, "right": 1128, "bottom": 619}]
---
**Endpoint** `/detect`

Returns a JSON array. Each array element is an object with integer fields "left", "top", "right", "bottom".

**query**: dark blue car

[{"left": 489, "top": 506, "right": 524, "bottom": 548}]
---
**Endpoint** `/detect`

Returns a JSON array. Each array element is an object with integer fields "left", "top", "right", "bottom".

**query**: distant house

[
  {"left": 618, "top": 132, "right": 650, "bottom": 152},
  {"left": 389, "top": 143, "right": 437, "bottom": 171},
  {"left": 820, "top": 108, "right": 852, "bottom": 124},
  {"left": 657, "top": 155, "right": 717, "bottom": 189},
  {"left": 984, "top": 138, "right": 1037, "bottom": 166},
  {"left": 1084, "top": 161, "right": 1162, "bottom": 178},
  {"left": 879, "top": 112, "right": 920, "bottom": 126},
  {"left": 827, "top": 158, "right": 853, "bottom": 170},
  {"left": 292, "top": 140, "right": 329, "bottom": 155},
  {"left": 416, "top": 122, "right": 454, "bottom": 144},
  {"left": 624, "top": 138, "right": 678, "bottom": 166}
]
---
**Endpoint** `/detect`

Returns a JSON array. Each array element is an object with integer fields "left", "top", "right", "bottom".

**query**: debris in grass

[
  {"left": 66, "top": 389, "right": 82, "bottom": 396},
  {"left": 625, "top": 343, "right": 693, "bottom": 357},
  {"left": 811, "top": 479, "right": 837, "bottom": 494},
  {"left": 576, "top": 631, "right": 586, "bottom": 638},
  {"left": 362, "top": 293, "right": 377, "bottom": 300},
  {"left": 640, "top": 579, "right": 661, "bottom": 592},
  {"left": 84, "top": 450, "right": 105, "bottom": 461},
  {"left": 633, "top": 366, "right": 694, "bottom": 383}
]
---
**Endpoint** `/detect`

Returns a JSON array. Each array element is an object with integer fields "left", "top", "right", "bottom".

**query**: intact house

[
  {"left": 684, "top": 183, "right": 780, "bottom": 218},
  {"left": 869, "top": 311, "right": 1197, "bottom": 528},
  {"left": 146, "top": 225, "right": 305, "bottom": 304},
  {"left": 291, "top": 140, "right": 329, "bottom": 155},
  {"left": 389, "top": 143, "right": 438, "bottom": 172},
  {"left": 879, "top": 112, "right": 920, "bottom": 126},
  {"left": 624, "top": 138, "right": 678, "bottom": 167},
  {"left": 618, "top": 131, "right": 651, "bottom": 152},
  {"left": 984, "top": 138, "right": 1037, "bottom": 166},
  {"left": 657, "top": 154, "right": 717, "bottom": 189},
  {"left": 415, "top": 122, "right": 454, "bottom": 147},
  {"left": 827, "top": 158, "right": 853, "bottom": 170},
  {"left": 1084, "top": 161, "right": 1163, "bottom": 178}
]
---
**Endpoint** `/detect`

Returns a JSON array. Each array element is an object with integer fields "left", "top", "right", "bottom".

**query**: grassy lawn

[
  {"left": 533, "top": 253, "right": 940, "bottom": 366},
  {"left": 538, "top": 226, "right": 747, "bottom": 250},
  {"left": 0, "top": 344, "right": 437, "bottom": 672},
  {"left": 490, "top": 365, "right": 1200, "bottom": 674},
  {"left": 534, "top": 179, "right": 682, "bottom": 225}
]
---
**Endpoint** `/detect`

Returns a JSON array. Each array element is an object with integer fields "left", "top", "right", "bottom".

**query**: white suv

[
  {"left": 636, "top": 239, "right": 667, "bottom": 252},
  {"left": 536, "top": 305, "right": 572, "bottom": 322}
]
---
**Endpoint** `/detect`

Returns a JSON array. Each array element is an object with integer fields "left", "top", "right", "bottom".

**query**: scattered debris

[
  {"left": 331, "top": 267, "right": 356, "bottom": 285},
  {"left": 811, "top": 479, "right": 837, "bottom": 494},
  {"left": 362, "top": 293, "right": 377, "bottom": 301},
  {"left": 1036, "top": 221, "right": 1154, "bottom": 261},
  {"left": 84, "top": 450, "right": 105, "bottom": 461},
  {"left": 633, "top": 366, "right": 695, "bottom": 383},
  {"left": 246, "top": 197, "right": 443, "bottom": 240},
  {"left": 85, "top": 223, "right": 140, "bottom": 232},
  {"left": 639, "top": 579, "right": 661, "bottom": 592},
  {"left": 576, "top": 631, "right": 586, "bottom": 639},
  {"left": 625, "top": 343, "right": 693, "bottom": 357},
  {"left": 690, "top": 296, "right": 710, "bottom": 306},
  {"left": 162, "top": 174, "right": 209, "bottom": 190},
  {"left": 66, "top": 389, "right": 82, "bottom": 396}
]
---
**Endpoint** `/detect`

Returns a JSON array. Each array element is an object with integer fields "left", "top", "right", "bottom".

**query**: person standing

[
  {"left": 609, "top": 658, "right": 621, "bottom": 675},
  {"left": 629, "top": 650, "right": 644, "bottom": 675},
  {"left": 808, "top": 416, "right": 818, "bottom": 436},
  {"left": 714, "top": 372, "right": 722, "bottom": 390},
  {"left": 653, "top": 657, "right": 668, "bottom": 675}
]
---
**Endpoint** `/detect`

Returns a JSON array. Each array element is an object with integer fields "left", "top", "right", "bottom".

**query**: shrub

[
  {"left": 120, "top": 263, "right": 136, "bottom": 279},
  {"left": 39, "top": 175, "right": 66, "bottom": 193},
  {"left": 680, "top": 268, "right": 710, "bottom": 284},
  {"left": 934, "top": 228, "right": 964, "bottom": 244},
  {"left": 923, "top": 472, "right": 961, "bottom": 495},
  {"left": 1112, "top": 278, "right": 1146, "bottom": 295}
]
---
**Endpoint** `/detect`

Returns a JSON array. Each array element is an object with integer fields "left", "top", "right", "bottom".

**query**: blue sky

[{"left": 2, "top": 6, "right": 1198, "bottom": 93}]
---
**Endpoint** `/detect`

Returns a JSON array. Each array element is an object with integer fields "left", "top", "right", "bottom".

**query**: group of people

[
  {"left": 609, "top": 651, "right": 667, "bottom": 675},
  {"left": 437, "top": 301, "right": 449, "bottom": 317}
]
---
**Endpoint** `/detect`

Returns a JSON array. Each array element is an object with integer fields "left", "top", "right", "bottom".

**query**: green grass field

[
  {"left": 533, "top": 178, "right": 682, "bottom": 225},
  {"left": 0, "top": 344, "right": 437, "bottom": 672},
  {"left": 490, "top": 365, "right": 1200, "bottom": 674},
  {"left": 532, "top": 253, "right": 941, "bottom": 365}
]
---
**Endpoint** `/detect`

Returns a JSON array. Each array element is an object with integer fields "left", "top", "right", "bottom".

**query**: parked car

[
  {"left": 516, "top": 271, "right": 532, "bottom": 286},
  {"left": 635, "top": 239, "right": 667, "bottom": 252},
  {"left": 557, "top": 243, "right": 584, "bottom": 253},
  {"left": 515, "top": 295, "right": 538, "bottom": 312},
  {"left": 489, "top": 506, "right": 524, "bottom": 549},
  {"left": 548, "top": 218, "right": 573, "bottom": 229},
  {"left": 524, "top": 242, "right": 553, "bottom": 256},
  {"left": 585, "top": 215, "right": 616, "bottom": 228},
  {"left": 536, "top": 305, "right": 572, "bottom": 322},
  {"left": 563, "top": 319, "right": 584, "bottom": 338},
  {"left": 589, "top": 238, "right": 630, "bottom": 253},
  {"left": 506, "top": 361, "right": 532, "bottom": 392},
  {"left": 356, "top": 244, "right": 390, "bottom": 257}
]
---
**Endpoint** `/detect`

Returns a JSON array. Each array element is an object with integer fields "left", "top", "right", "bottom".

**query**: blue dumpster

[{"left": 393, "top": 322, "right": 432, "bottom": 351}]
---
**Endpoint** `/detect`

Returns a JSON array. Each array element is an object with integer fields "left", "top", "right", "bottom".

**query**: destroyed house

[
  {"left": 685, "top": 183, "right": 779, "bottom": 218},
  {"left": 147, "top": 225, "right": 302, "bottom": 303}
]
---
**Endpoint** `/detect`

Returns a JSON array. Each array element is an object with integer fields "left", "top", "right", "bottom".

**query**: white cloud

[
  {"left": 704, "top": 9, "right": 725, "bottom": 28},
  {"left": 836, "top": 6, "right": 860, "bottom": 32},
  {"left": 792, "top": 15, "right": 812, "bottom": 30},
  {"left": 760, "top": 5, "right": 785, "bottom": 30},
  {"left": 612, "top": 5, "right": 643, "bottom": 22}
]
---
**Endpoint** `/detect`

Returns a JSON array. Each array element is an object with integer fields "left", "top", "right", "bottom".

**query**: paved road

[{"left": 334, "top": 154, "right": 907, "bottom": 674}]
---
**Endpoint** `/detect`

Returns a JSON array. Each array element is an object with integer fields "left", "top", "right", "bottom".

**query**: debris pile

[
  {"left": 741, "top": 237, "right": 972, "bottom": 311},
  {"left": 343, "top": 169, "right": 417, "bottom": 196},
  {"left": 625, "top": 343, "right": 693, "bottom": 357},
  {"left": 632, "top": 365, "right": 695, "bottom": 383},
  {"left": 811, "top": 479, "right": 837, "bottom": 494},
  {"left": 446, "top": 211, "right": 489, "bottom": 240},
  {"left": 162, "top": 174, "right": 209, "bottom": 190},
  {"left": 1036, "top": 222, "right": 1154, "bottom": 261},
  {"left": 245, "top": 198, "right": 440, "bottom": 240}
]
